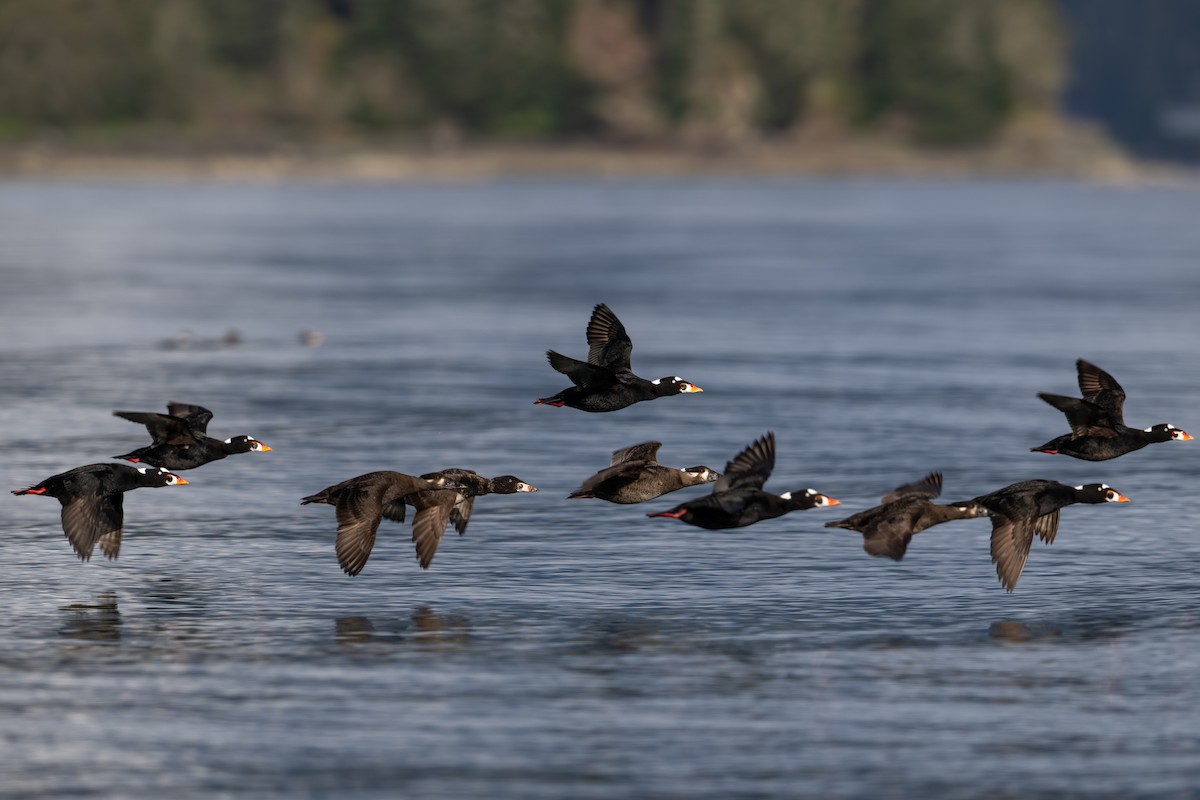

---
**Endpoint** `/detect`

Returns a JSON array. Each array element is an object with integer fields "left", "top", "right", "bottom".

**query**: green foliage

[
  {"left": 854, "top": 0, "right": 1015, "bottom": 145},
  {"left": 0, "top": 0, "right": 1059, "bottom": 146}
]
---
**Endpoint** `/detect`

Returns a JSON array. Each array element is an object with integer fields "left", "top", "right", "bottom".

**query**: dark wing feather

[
  {"left": 381, "top": 500, "right": 407, "bottom": 523},
  {"left": 60, "top": 494, "right": 120, "bottom": 562},
  {"left": 989, "top": 515, "right": 1036, "bottom": 592},
  {"left": 167, "top": 402, "right": 214, "bottom": 434},
  {"left": 1034, "top": 509, "right": 1060, "bottom": 544},
  {"left": 332, "top": 486, "right": 385, "bottom": 577},
  {"left": 1037, "top": 393, "right": 1117, "bottom": 437},
  {"left": 881, "top": 471, "right": 942, "bottom": 504},
  {"left": 114, "top": 411, "right": 195, "bottom": 446},
  {"left": 714, "top": 433, "right": 775, "bottom": 493},
  {"left": 409, "top": 490, "right": 457, "bottom": 569},
  {"left": 94, "top": 494, "right": 125, "bottom": 560},
  {"left": 609, "top": 441, "right": 663, "bottom": 466},
  {"left": 547, "top": 350, "right": 612, "bottom": 388},
  {"left": 863, "top": 532, "right": 912, "bottom": 561},
  {"left": 450, "top": 495, "right": 475, "bottom": 535},
  {"left": 1076, "top": 359, "right": 1126, "bottom": 425},
  {"left": 585, "top": 304, "right": 633, "bottom": 369}
]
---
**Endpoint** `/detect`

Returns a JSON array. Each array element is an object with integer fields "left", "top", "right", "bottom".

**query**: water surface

[{"left": 1, "top": 179, "right": 1199, "bottom": 798}]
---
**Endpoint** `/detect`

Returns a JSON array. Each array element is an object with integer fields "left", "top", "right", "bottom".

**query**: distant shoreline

[{"left": 0, "top": 135, "right": 1189, "bottom": 184}]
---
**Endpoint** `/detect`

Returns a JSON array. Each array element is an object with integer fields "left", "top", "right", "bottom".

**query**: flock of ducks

[{"left": 12, "top": 304, "right": 1193, "bottom": 592}]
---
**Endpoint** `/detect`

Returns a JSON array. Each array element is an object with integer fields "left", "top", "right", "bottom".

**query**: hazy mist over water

[{"left": 1, "top": 179, "right": 1199, "bottom": 798}]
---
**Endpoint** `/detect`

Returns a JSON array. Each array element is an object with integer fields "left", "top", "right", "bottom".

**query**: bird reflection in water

[
  {"left": 60, "top": 592, "right": 121, "bottom": 641},
  {"left": 335, "top": 615, "right": 377, "bottom": 644},
  {"left": 410, "top": 605, "right": 471, "bottom": 648},
  {"left": 333, "top": 607, "right": 470, "bottom": 648},
  {"left": 989, "top": 619, "right": 1063, "bottom": 643}
]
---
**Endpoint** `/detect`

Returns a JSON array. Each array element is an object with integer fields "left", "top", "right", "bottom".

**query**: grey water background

[{"left": 1, "top": 179, "right": 1198, "bottom": 798}]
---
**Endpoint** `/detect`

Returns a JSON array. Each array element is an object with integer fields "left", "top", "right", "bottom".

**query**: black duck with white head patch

[
  {"left": 534, "top": 303, "right": 702, "bottom": 412},
  {"left": 964, "top": 479, "right": 1129, "bottom": 592},
  {"left": 1031, "top": 359, "right": 1192, "bottom": 460},
  {"left": 114, "top": 401, "right": 271, "bottom": 470},
  {"left": 13, "top": 463, "right": 188, "bottom": 561},
  {"left": 645, "top": 432, "right": 839, "bottom": 530}
]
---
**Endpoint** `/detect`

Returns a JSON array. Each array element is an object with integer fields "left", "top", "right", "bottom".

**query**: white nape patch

[
  {"left": 224, "top": 437, "right": 233, "bottom": 444},
  {"left": 780, "top": 491, "right": 793, "bottom": 500},
  {"left": 1144, "top": 427, "right": 1153, "bottom": 432},
  {"left": 1074, "top": 485, "right": 1084, "bottom": 490},
  {"left": 651, "top": 378, "right": 661, "bottom": 385},
  {"left": 136, "top": 467, "right": 151, "bottom": 474}
]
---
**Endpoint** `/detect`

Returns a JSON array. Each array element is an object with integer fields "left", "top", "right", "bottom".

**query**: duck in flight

[
  {"left": 965, "top": 479, "right": 1129, "bottom": 591},
  {"left": 1032, "top": 359, "right": 1191, "bottom": 461},
  {"left": 568, "top": 441, "right": 718, "bottom": 504},
  {"left": 646, "top": 432, "right": 838, "bottom": 529},
  {"left": 114, "top": 402, "right": 271, "bottom": 470},
  {"left": 535, "top": 303, "right": 702, "bottom": 412},
  {"left": 13, "top": 463, "right": 188, "bottom": 561},
  {"left": 824, "top": 471, "right": 990, "bottom": 560}
]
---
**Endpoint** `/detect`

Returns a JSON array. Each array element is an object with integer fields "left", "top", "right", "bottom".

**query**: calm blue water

[{"left": 1, "top": 178, "right": 1198, "bottom": 798}]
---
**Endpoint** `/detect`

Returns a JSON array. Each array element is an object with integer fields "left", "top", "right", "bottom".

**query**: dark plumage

[
  {"left": 645, "top": 432, "right": 839, "bottom": 529},
  {"left": 567, "top": 441, "right": 719, "bottom": 504},
  {"left": 383, "top": 469, "right": 539, "bottom": 569},
  {"left": 824, "top": 472, "right": 990, "bottom": 561},
  {"left": 114, "top": 402, "right": 272, "bottom": 470},
  {"left": 534, "top": 303, "right": 703, "bottom": 412},
  {"left": 965, "top": 479, "right": 1130, "bottom": 592},
  {"left": 1031, "top": 359, "right": 1192, "bottom": 460},
  {"left": 12, "top": 463, "right": 188, "bottom": 561},
  {"left": 301, "top": 471, "right": 458, "bottom": 576}
]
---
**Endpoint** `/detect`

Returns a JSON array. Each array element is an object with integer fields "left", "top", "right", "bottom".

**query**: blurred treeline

[{"left": 0, "top": 0, "right": 1066, "bottom": 148}]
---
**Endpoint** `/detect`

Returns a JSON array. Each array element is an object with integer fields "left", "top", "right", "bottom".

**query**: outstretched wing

[
  {"left": 1037, "top": 393, "right": 1117, "bottom": 437},
  {"left": 167, "top": 402, "right": 215, "bottom": 434},
  {"left": 547, "top": 350, "right": 612, "bottom": 388},
  {"left": 881, "top": 471, "right": 942, "bottom": 504},
  {"left": 409, "top": 489, "right": 457, "bottom": 570},
  {"left": 585, "top": 304, "right": 633, "bottom": 370},
  {"left": 863, "top": 531, "right": 913, "bottom": 561},
  {"left": 113, "top": 410, "right": 195, "bottom": 446},
  {"left": 1075, "top": 359, "right": 1126, "bottom": 426},
  {"left": 609, "top": 441, "right": 663, "bottom": 466},
  {"left": 990, "top": 515, "right": 1036, "bottom": 592},
  {"left": 1033, "top": 509, "right": 1060, "bottom": 544},
  {"left": 332, "top": 485, "right": 387, "bottom": 577},
  {"left": 714, "top": 433, "right": 774, "bottom": 493},
  {"left": 449, "top": 495, "right": 475, "bottom": 535},
  {"left": 59, "top": 493, "right": 122, "bottom": 562}
]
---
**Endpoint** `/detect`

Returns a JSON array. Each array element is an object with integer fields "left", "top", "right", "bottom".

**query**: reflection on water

[
  {"left": 60, "top": 592, "right": 121, "bottom": 642},
  {"left": 410, "top": 606, "right": 471, "bottom": 648},
  {"left": 335, "top": 615, "right": 377, "bottom": 644}
]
